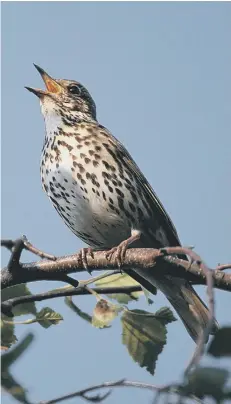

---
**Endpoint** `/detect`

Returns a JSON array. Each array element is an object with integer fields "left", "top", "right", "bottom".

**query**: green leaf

[
  {"left": 92, "top": 299, "right": 123, "bottom": 328},
  {"left": 142, "top": 287, "right": 154, "bottom": 305},
  {"left": 207, "top": 327, "right": 231, "bottom": 357},
  {"left": 35, "top": 308, "right": 63, "bottom": 329},
  {"left": 1, "top": 333, "right": 34, "bottom": 404},
  {"left": 185, "top": 367, "right": 229, "bottom": 401},
  {"left": 154, "top": 307, "right": 177, "bottom": 324},
  {"left": 1, "top": 285, "right": 37, "bottom": 317},
  {"left": 121, "top": 309, "right": 167, "bottom": 375},
  {"left": 2, "top": 333, "right": 34, "bottom": 370},
  {"left": 95, "top": 273, "right": 143, "bottom": 304},
  {"left": 1, "top": 316, "right": 17, "bottom": 349},
  {"left": 65, "top": 297, "right": 92, "bottom": 324}
]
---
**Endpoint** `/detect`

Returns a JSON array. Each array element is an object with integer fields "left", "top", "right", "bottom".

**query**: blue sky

[{"left": 2, "top": 2, "right": 231, "bottom": 403}]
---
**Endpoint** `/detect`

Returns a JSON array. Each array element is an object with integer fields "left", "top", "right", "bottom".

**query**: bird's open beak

[{"left": 25, "top": 64, "right": 62, "bottom": 97}]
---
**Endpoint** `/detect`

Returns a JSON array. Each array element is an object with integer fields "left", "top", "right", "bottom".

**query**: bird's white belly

[{"left": 41, "top": 152, "right": 129, "bottom": 248}]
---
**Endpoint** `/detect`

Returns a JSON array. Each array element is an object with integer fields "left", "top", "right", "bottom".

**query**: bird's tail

[
  {"left": 155, "top": 276, "right": 219, "bottom": 342},
  {"left": 131, "top": 269, "right": 219, "bottom": 342}
]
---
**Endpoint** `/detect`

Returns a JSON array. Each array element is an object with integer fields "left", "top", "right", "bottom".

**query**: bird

[{"left": 26, "top": 64, "right": 218, "bottom": 342}]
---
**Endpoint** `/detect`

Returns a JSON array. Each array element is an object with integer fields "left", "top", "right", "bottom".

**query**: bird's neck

[{"left": 42, "top": 110, "right": 97, "bottom": 141}]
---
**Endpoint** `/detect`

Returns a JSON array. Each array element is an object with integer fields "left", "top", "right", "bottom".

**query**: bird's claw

[
  {"left": 105, "top": 240, "right": 129, "bottom": 270},
  {"left": 78, "top": 247, "right": 94, "bottom": 275}
]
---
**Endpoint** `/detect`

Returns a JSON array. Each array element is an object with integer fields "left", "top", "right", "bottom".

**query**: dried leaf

[{"left": 92, "top": 299, "right": 123, "bottom": 328}]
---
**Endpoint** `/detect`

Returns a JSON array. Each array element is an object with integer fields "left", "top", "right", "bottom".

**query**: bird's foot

[
  {"left": 105, "top": 230, "right": 141, "bottom": 269},
  {"left": 78, "top": 247, "right": 94, "bottom": 275},
  {"left": 105, "top": 240, "right": 129, "bottom": 269}
]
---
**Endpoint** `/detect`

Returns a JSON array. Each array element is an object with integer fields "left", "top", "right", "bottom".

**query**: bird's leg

[
  {"left": 77, "top": 247, "right": 94, "bottom": 275},
  {"left": 105, "top": 229, "right": 141, "bottom": 268}
]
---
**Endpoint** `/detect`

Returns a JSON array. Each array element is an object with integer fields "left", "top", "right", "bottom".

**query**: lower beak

[
  {"left": 25, "top": 64, "right": 62, "bottom": 97},
  {"left": 25, "top": 87, "right": 49, "bottom": 98}
]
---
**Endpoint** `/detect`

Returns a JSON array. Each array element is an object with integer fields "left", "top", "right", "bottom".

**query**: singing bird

[{"left": 26, "top": 65, "right": 218, "bottom": 342}]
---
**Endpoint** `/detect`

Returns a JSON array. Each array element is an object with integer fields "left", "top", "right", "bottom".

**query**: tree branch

[{"left": 1, "top": 237, "right": 231, "bottom": 292}]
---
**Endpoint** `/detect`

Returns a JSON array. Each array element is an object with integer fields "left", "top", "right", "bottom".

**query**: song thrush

[{"left": 26, "top": 65, "right": 218, "bottom": 342}]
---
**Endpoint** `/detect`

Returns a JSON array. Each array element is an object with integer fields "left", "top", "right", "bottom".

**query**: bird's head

[{"left": 26, "top": 64, "right": 97, "bottom": 125}]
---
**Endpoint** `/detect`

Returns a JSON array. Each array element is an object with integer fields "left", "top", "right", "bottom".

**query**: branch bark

[{"left": 1, "top": 237, "right": 231, "bottom": 291}]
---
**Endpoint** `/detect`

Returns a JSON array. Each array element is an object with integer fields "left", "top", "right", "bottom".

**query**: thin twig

[
  {"left": 1, "top": 239, "right": 15, "bottom": 251},
  {"left": 1, "top": 285, "right": 142, "bottom": 317},
  {"left": 40, "top": 379, "right": 171, "bottom": 404},
  {"left": 216, "top": 263, "right": 231, "bottom": 271},
  {"left": 22, "top": 236, "right": 57, "bottom": 260}
]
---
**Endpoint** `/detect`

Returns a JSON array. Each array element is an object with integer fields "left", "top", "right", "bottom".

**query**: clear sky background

[{"left": 2, "top": 2, "right": 231, "bottom": 404}]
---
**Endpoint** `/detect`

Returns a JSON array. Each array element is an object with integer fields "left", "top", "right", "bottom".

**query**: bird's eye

[{"left": 68, "top": 85, "right": 81, "bottom": 95}]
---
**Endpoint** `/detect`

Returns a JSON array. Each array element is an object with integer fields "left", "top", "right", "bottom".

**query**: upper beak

[{"left": 25, "top": 64, "right": 62, "bottom": 97}]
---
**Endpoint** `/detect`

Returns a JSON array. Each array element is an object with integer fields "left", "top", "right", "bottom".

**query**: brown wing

[{"left": 105, "top": 129, "right": 181, "bottom": 247}]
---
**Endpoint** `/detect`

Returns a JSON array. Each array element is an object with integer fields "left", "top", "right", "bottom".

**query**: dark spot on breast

[
  {"left": 84, "top": 157, "right": 91, "bottom": 164},
  {"left": 95, "top": 145, "right": 101, "bottom": 152},
  {"left": 80, "top": 153, "right": 86, "bottom": 158},
  {"left": 44, "top": 184, "right": 48, "bottom": 193},
  {"left": 125, "top": 177, "right": 132, "bottom": 186},
  {"left": 130, "top": 191, "right": 138, "bottom": 203},
  {"left": 102, "top": 171, "right": 111, "bottom": 180},
  {"left": 117, "top": 196, "right": 124, "bottom": 210},
  {"left": 94, "top": 154, "right": 100, "bottom": 160},
  {"left": 50, "top": 196, "right": 60, "bottom": 206},
  {"left": 77, "top": 173, "right": 82, "bottom": 180},
  {"left": 109, "top": 197, "right": 114, "bottom": 205},
  {"left": 129, "top": 202, "right": 136, "bottom": 212},
  {"left": 137, "top": 207, "right": 144, "bottom": 219},
  {"left": 84, "top": 141, "right": 90, "bottom": 146},
  {"left": 77, "top": 144, "right": 82, "bottom": 149},
  {"left": 93, "top": 160, "right": 99, "bottom": 167},
  {"left": 115, "top": 188, "right": 124, "bottom": 197},
  {"left": 102, "top": 191, "right": 106, "bottom": 201},
  {"left": 89, "top": 149, "right": 95, "bottom": 156},
  {"left": 102, "top": 160, "right": 110, "bottom": 170},
  {"left": 73, "top": 162, "right": 85, "bottom": 173},
  {"left": 108, "top": 185, "right": 113, "bottom": 193},
  {"left": 81, "top": 179, "right": 86, "bottom": 185},
  {"left": 92, "top": 188, "right": 96, "bottom": 193},
  {"left": 57, "top": 140, "right": 73, "bottom": 152}
]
